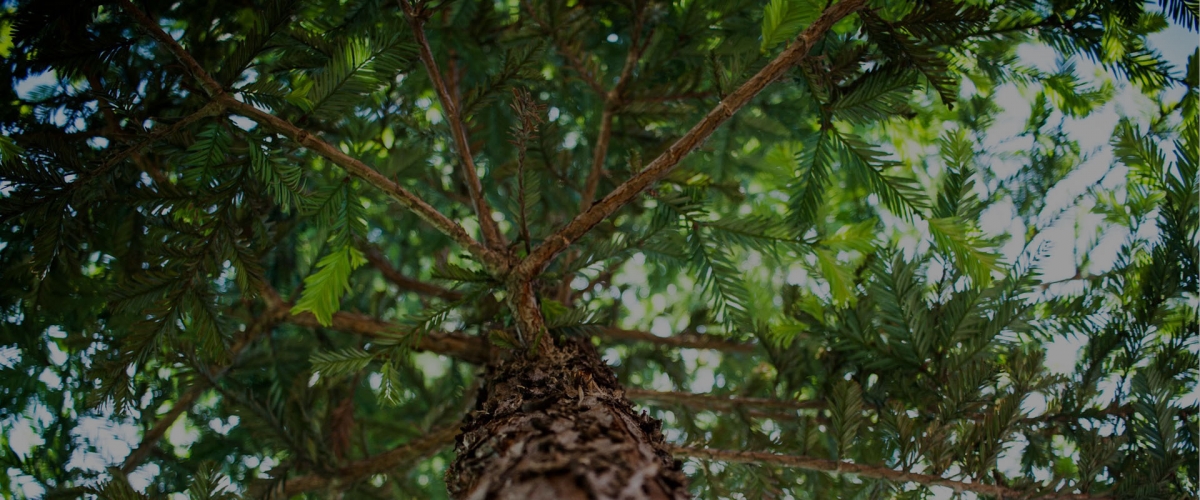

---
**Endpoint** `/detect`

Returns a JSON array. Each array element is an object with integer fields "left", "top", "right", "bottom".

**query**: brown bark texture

[{"left": 446, "top": 337, "right": 688, "bottom": 500}]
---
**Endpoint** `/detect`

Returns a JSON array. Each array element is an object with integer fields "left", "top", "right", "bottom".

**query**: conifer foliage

[{"left": 0, "top": 0, "right": 1196, "bottom": 498}]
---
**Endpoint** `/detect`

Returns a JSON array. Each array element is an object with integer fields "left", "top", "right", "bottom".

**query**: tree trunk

[{"left": 446, "top": 337, "right": 689, "bottom": 499}]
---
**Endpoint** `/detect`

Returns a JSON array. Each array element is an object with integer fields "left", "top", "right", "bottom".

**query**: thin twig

[
  {"left": 516, "top": 0, "right": 868, "bottom": 278},
  {"left": 631, "top": 389, "right": 1169, "bottom": 426},
  {"left": 119, "top": 385, "right": 204, "bottom": 474},
  {"left": 399, "top": 0, "right": 507, "bottom": 252},
  {"left": 580, "top": 0, "right": 648, "bottom": 210},
  {"left": 673, "top": 446, "right": 1106, "bottom": 499}
]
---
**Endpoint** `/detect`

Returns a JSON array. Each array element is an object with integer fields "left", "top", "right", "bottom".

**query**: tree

[{"left": 0, "top": 0, "right": 1195, "bottom": 498}]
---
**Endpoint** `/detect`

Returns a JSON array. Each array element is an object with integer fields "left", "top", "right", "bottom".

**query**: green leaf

[
  {"left": 308, "top": 183, "right": 367, "bottom": 249},
  {"left": 687, "top": 226, "right": 755, "bottom": 333},
  {"left": 183, "top": 122, "right": 231, "bottom": 171},
  {"left": 817, "top": 220, "right": 878, "bottom": 253},
  {"left": 431, "top": 262, "right": 492, "bottom": 283},
  {"left": 188, "top": 462, "right": 236, "bottom": 500},
  {"left": 829, "top": 379, "right": 864, "bottom": 459},
  {"left": 926, "top": 217, "right": 999, "bottom": 285},
  {"left": 297, "top": 30, "right": 412, "bottom": 119},
  {"left": 788, "top": 128, "right": 836, "bottom": 230},
  {"left": 377, "top": 358, "right": 403, "bottom": 405},
  {"left": 831, "top": 65, "right": 919, "bottom": 124},
  {"left": 292, "top": 245, "right": 367, "bottom": 326},
  {"left": 815, "top": 248, "right": 855, "bottom": 304},
  {"left": 831, "top": 129, "right": 927, "bottom": 220},
  {"left": 761, "top": 0, "right": 820, "bottom": 53},
  {"left": 249, "top": 144, "right": 305, "bottom": 213},
  {"left": 310, "top": 347, "right": 375, "bottom": 378}
]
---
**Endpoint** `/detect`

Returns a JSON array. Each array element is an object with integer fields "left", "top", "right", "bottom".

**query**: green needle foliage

[{"left": 0, "top": 0, "right": 1195, "bottom": 498}]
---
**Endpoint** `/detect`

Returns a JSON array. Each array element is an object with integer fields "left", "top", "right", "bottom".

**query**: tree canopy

[{"left": 0, "top": 0, "right": 1196, "bottom": 498}]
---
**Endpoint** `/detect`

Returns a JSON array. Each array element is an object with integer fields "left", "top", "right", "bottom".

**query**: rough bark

[{"left": 446, "top": 337, "right": 688, "bottom": 500}]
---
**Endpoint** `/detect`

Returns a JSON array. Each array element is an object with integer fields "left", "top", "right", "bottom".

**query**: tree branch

[
  {"left": 92, "top": 100, "right": 225, "bottom": 182},
  {"left": 118, "top": 384, "right": 203, "bottom": 474},
  {"left": 119, "top": 302, "right": 289, "bottom": 474},
  {"left": 561, "top": 4, "right": 650, "bottom": 300},
  {"left": 634, "top": 389, "right": 1193, "bottom": 430},
  {"left": 578, "top": 0, "right": 648, "bottom": 210},
  {"left": 600, "top": 327, "right": 756, "bottom": 352},
  {"left": 516, "top": 0, "right": 867, "bottom": 278},
  {"left": 282, "top": 299, "right": 749, "bottom": 364},
  {"left": 362, "top": 244, "right": 464, "bottom": 300},
  {"left": 118, "top": 0, "right": 223, "bottom": 98},
  {"left": 672, "top": 446, "right": 1105, "bottom": 499},
  {"left": 580, "top": 105, "right": 616, "bottom": 211},
  {"left": 264, "top": 424, "right": 460, "bottom": 497},
  {"left": 625, "top": 389, "right": 821, "bottom": 414},
  {"left": 399, "top": 0, "right": 507, "bottom": 252},
  {"left": 284, "top": 308, "right": 491, "bottom": 364},
  {"left": 219, "top": 96, "right": 506, "bottom": 273},
  {"left": 522, "top": 1, "right": 607, "bottom": 96},
  {"left": 118, "top": 0, "right": 507, "bottom": 275}
]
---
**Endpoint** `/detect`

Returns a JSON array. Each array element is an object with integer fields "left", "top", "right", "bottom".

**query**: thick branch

[
  {"left": 362, "top": 245, "right": 464, "bottom": 300},
  {"left": 284, "top": 309, "right": 491, "bottom": 364},
  {"left": 284, "top": 304, "right": 744, "bottom": 363},
  {"left": 399, "top": 0, "right": 506, "bottom": 252},
  {"left": 625, "top": 389, "right": 821, "bottom": 414},
  {"left": 600, "top": 327, "right": 756, "bottom": 352},
  {"left": 579, "top": 106, "right": 616, "bottom": 211},
  {"left": 672, "top": 446, "right": 1104, "bottom": 499},
  {"left": 119, "top": 0, "right": 505, "bottom": 274},
  {"left": 118, "top": 0, "right": 223, "bottom": 97},
  {"left": 516, "top": 0, "right": 866, "bottom": 278},
  {"left": 267, "top": 424, "right": 460, "bottom": 497}
]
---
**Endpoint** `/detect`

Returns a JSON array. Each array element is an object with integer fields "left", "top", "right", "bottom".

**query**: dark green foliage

[{"left": 0, "top": 0, "right": 1195, "bottom": 498}]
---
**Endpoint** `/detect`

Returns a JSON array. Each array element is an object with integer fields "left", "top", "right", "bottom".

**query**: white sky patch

[
  {"left": 7, "top": 469, "right": 45, "bottom": 499},
  {"left": 65, "top": 414, "right": 142, "bottom": 476},
  {"left": 415, "top": 352, "right": 449, "bottom": 381},
  {"left": 4, "top": 419, "right": 45, "bottom": 458},
  {"left": 14, "top": 70, "right": 56, "bottom": 100},
  {"left": 1044, "top": 334, "right": 1086, "bottom": 375},
  {"left": 128, "top": 463, "right": 160, "bottom": 491},
  {"left": 0, "top": 345, "right": 20, "bottom": 369},
  {"left": 167, "top": 415, "right": 201, "bottom": 457},
  {"left": 229, "top": 114, "right": 257, "bottom": 131}
]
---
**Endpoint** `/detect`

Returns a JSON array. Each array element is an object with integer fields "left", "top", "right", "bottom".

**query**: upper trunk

[{"left": 446, "top": 337, "right": 689, "bottom": 499}]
